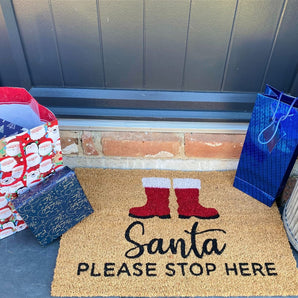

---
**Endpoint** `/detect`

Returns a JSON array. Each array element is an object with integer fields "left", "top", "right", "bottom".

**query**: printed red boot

[
  {"left": 129, "top": 177, "right": 171, "bottom": 219},
  {"left": 173, "top": 178, "right": 219, "bottom": 219}
]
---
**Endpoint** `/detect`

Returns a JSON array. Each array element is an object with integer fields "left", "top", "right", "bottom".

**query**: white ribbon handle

[{"left": 258, "top": 93, "right": 298, "bottom": 145}]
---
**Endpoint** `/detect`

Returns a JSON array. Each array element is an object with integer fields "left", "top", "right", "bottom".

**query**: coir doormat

[{"left": 51, "top": 169, "right": 298, "bottom": 297}]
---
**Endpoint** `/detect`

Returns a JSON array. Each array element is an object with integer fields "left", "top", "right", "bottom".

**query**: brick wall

[
  {"left": 59, "top": 129, "right": 246, "bottom": 171},
  {"left": 59, "top": 128, "right": 298, "bottom": 173}
]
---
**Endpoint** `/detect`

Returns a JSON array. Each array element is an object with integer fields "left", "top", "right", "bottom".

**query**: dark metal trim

[{"left": 30, "top": 87, "right": 256, "bottom": 122}]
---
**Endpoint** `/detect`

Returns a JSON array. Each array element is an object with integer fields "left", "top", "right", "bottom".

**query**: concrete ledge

[
  {"left": 63, "top": 156, "right": 240, "bottom": 171},
  {"left": 58, "top": 119, "right": 248, "bottom": 133}
]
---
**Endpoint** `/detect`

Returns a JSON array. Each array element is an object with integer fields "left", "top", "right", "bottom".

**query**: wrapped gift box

[{"left": 12, "top": 166, "right": 93, "bottom": 246}]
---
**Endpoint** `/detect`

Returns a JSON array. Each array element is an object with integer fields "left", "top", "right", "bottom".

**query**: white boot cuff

[
  {"left": 173, "top": 178, "right": 201, "bottom": 189},
  {"left": 142, "top": 177, "right": 171, "bottom": 188}
]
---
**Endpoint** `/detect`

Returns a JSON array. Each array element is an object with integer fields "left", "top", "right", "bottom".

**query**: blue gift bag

[{"left": 234, "top": 86, "right": 298, "bottom": 206}]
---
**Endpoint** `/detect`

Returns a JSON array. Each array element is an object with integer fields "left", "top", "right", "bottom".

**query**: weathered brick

[
  {"left": 185, "top": 133, "right": 245, "bottom": 159},
  {"left": 60, "top": 131, "right": 79, "bottom": 155},
  {"left": 101, "top": 132, "right": 182, "bottom": 157},
  {"left": 82, "top": 131, "right": 99, "bottom": 156}
]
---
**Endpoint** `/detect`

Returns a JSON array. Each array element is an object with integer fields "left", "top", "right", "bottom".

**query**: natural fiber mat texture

[{"left": 51, "top": 169, "right": 298, "bottom": 297}]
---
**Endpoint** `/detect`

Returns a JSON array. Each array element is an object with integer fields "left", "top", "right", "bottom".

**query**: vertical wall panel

[
  {"left": 13, "top": 0, "right": 63, "bottom": 86},
  {"left": 145, "top": 0, "right": 190, "bottom": 90},
  {"left": 263, "top": 0, "right": 298, "bottom": 96},
  {"left": 100, "top": 0, "right": 143, "bottom": 89},
  {"left": 1, "top": 0, "right": 297, "bottom": 100},
  {"left": 184, "top": 0, "right": 236, "bottom": 91},
  {"left": 51, "top": 0, "right": 104, "bottom": 87},
  {"left": 290, "top": 72, "right": 298, "bottom": 96},
  {"left": 0, "top": 0, "right": 31, "bottom": 88},
  {"left": 223, "top": 0, "right": 284, "bottom": 92},
  {"left": 0, "top": 6, "right": 20, "bottom": 86}
]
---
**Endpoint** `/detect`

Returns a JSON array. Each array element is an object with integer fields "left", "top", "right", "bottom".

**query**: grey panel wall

[
  {"left": 144, "top": 0, "right": 190, "bottom": 90},
  {"left": 222, "top": 0, "right": 285, "bottom": 92},
  {"left": 51, "top": 0, "right": 105, "bottom": 87},
  {"left": 184, "top": 0, "right": 237, "bottom": 91},
  {"left": 263, "top": 0, "right": 298, "bottom": 93},
  {"left": 0, "top": 0, "right": 297, "bottom": 121},
  {"left": 0, "top": 5, "right": 20, "bottom": 86},
  {"left": 100, "top": 0, "right": 143, "bottom": 89},
  {"left": 12, "top": 0, "right": 63, "bottom": 86},
  {"left": 0, "top": 0, "right": 30, "bottom": 88}
]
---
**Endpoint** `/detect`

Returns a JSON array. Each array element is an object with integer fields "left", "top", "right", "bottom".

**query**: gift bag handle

[
  {"left": 258, "top": 93, "right": 298, "bottom": 145},
  {"left": 3, "top": 140, "right": 27, "bottom": 188}
]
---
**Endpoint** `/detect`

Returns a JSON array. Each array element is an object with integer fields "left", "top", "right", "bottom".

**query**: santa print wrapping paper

[{"left": 0, "top": 120, "right": 63, "bottom": 240}]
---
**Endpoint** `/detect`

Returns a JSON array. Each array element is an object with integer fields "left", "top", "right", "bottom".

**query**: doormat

[{"left": 51, "top": 169, "right": 298, "bottom": 297}]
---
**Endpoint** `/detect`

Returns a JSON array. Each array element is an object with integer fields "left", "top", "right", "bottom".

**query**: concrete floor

[{"left": 1, "top": 214, "right": 297, "bottom": 298}]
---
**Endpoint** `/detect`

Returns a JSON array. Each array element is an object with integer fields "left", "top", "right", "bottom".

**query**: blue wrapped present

[
  {"left": 12, "top": 166, "right": 93, "bottom": 245},
  {"left": 0, "top": 118, "right": 26, "bottom": 139}
]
